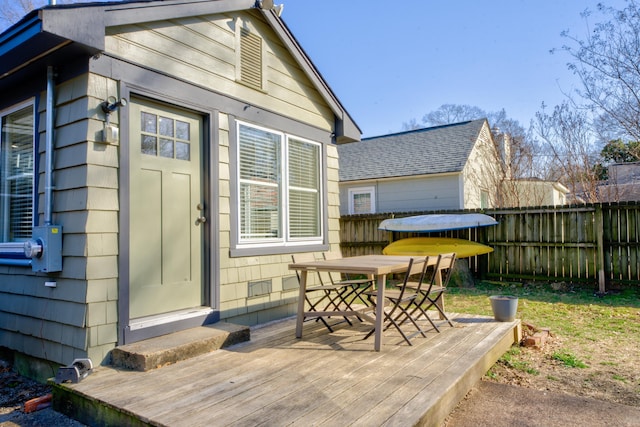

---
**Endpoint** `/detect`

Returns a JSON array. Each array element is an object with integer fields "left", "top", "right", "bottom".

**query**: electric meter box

[{"left": 31, "top": 225, "right": 63, "bottom": 272}]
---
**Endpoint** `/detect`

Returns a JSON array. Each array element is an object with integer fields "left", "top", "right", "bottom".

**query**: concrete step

[{"left": 110, "top": 322, "right": 250, "bottom": 371}]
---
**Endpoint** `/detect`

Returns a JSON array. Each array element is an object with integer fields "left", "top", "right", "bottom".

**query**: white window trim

[
  {"left": 235, "top": 120, "right": 324, "bottom": 250},
  {"left": 348, "top": 186, "right": 375, "bottom": 214}
]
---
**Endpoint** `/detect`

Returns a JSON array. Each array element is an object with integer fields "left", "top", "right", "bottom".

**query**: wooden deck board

[
  {"left": 55, "top": 313, "right": 519, "bottom": 427},
  {"left": 325, "top": 318, "right": 497, "bottom": 426}
]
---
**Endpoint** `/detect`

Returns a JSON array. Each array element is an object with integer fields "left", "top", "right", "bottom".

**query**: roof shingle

[{"left": 337, "top": 119, "right": 487, "bottom": 182}]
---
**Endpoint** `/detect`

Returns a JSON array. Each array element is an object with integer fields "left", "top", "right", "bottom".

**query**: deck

[{"left": 53, "top": 313, "right": 520, "bottom": 427}]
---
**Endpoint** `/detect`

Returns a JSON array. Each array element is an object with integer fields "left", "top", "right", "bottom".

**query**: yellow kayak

[{"left": 382, "top": 237, "right": 493, "bottom": 258}]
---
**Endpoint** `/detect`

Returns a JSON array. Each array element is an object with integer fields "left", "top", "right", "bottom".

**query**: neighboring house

[
  {"left": 338, "top": 119, "right": 502, "bottom": 215},
  {"left": 597, "top": 162, "right": 640, "bottom": 201},
  {"left": 0, "top": 0, "right": 360, "bottom": 366},
  {"left": 502, "top": 179, "right": 569, "bottom": 207}
]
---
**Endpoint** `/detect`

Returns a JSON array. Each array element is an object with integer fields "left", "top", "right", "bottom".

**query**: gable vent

[{"left": 240, "top": 28, "right": 263, "bottom": 90}]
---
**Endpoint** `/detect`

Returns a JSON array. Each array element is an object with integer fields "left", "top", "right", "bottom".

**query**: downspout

[
  {"left": 45, "top": 66, "right": 55, "bottom": 225},
  {"left": 22, "top": 65, "right": 63, "bottom": 272}
]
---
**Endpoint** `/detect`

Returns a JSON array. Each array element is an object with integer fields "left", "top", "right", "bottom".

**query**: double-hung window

[
  {"left": 237, "top": 122, "right": 322, "bottom": 248},
  {"left": 1, "top": 103, "right": 35, "bottom": 243}
]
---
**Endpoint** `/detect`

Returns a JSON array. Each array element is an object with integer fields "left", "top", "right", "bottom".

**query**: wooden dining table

[{"left": 289, "top": 254, "right": 439, "bottom": 351}]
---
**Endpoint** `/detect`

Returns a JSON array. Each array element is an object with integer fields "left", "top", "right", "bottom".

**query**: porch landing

[{"left": 53, "top": 314, "right": 520, "bottom": 427}]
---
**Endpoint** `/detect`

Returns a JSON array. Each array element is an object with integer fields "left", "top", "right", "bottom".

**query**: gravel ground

[{"left": 0, "top": 359, "right": 85, "bottom": 427}]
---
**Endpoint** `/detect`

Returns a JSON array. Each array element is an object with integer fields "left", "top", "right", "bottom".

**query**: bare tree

[
  {"left": 421, "top": 104, "right": 486, "bottom": 127},
  {"left": 532, "top": 102, "right": 602, "bottom": 202},
  {"left": 401, "top": 117, "right": 422, "bottom": 131},
  {"left": 0, "top": 0, "right": 45, "bottom": 29},
  {"left": 560, "top": 0, "right": 640, "bottom": 143},
  {"left": 405, "top": 104, "right": 555, "bottom": 207},
  {"left": 0, "top": 1, "right": 117, "bottom": 32}
]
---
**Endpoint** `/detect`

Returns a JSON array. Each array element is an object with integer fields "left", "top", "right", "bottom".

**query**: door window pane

[
  {"left": 159, "top": 116, "right": 174, "bottom": 137},
  {"left": 140, "top": 111, "right": 191, "bottom": 161},
  {"left": 141, "top": 135, "right": 157, "bottom": 155},
  {"left": 142, "top": 112, "right": 156, "bottom": 133},
  {"left": 176, "top": 120, "right": 190, "bottom": 140},
  {"left": 160, "top": 138, "right": 174, "bottom": 158},
  {"left": 176, "top": 141, "right": 190, "bottom": 161}
]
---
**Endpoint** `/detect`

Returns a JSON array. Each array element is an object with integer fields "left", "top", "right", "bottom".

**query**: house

[
  {"left": 596, "top": 162, "right": 640, "bottom": 201},
  {"left": 0, "top": 0, "right": 360, "bottom": 367},
  {"left": 337, "top": 119, "right": 502, "bottom": 215},
  {"left": 501, "top": 178, "right": 569, "bottom": 207}
]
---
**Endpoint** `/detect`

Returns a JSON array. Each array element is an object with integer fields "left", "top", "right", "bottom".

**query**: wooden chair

[
  {"left": 363, "top": 257, "right": 430, "bottom": 345},
  {"left": 292, "top": 253, "right": 354, "bottom": 332},
  {"left": 409, "top": 252, "right": 456, "bottom": 332}
]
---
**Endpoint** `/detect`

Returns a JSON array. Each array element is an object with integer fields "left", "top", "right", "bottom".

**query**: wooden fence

[{"left": 339, "top": 202, "right": 640, "bottom": 290}]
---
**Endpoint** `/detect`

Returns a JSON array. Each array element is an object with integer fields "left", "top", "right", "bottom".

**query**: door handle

[{"left": 195, "top": 203, "right": 206, "bottom": 225}]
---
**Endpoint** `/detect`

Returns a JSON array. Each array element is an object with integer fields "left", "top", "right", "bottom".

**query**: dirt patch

[{"left": 487, "top": 327, "right": 640, "bottom": 407}]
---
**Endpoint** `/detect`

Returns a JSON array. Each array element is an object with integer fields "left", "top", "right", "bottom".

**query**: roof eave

[
  {"left": 339, "top": 170, "right": 463, "bottom": 183},
  {"left": 261, "top": 9, "right": 361, "bottom": 143},
  {"left": 0, "top": 7, "right": 106, "bottom": 80},
  {"left": 0, "top": 0, "right": 362, "bottom": 144}
]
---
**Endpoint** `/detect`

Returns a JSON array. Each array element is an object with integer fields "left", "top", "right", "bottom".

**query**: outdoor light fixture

[
  {"left": 257, "top": 0, "right": 284, "bottom": 16},
  {"left": 101, "top": 96, "right": 127, "bottom": 114},
  {"left": 100, "top": 96, "right": 127, "bottom": 144}
]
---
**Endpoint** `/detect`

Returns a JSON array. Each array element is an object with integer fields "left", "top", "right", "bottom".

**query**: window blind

[
  {"left": 1, "top": 106, "right": 34, "bottom": 242},
  {"left": 353, "top": 193, "right": 372, "bottom": 214},
  {"left": 239, "top": 124, "right": 281, "bottom": 239},
  {"left": 288, "top": 138, "right": 320, "bottom": 238}
]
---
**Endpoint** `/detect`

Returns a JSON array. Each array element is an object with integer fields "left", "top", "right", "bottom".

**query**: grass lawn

[{"left": 444, "top": 280, "right": 640, "bottom": 406}]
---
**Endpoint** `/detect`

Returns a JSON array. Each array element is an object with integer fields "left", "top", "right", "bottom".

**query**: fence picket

[{"left": 339, "top": 203, "right": 640, "bottom": 288}]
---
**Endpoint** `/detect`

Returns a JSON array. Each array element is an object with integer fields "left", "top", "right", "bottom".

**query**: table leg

[
  {"left": 295, "top": 270, "right": 308, "bottom": 338},
  {"left": 374, "top": 274, "right": 386, "bottom": 351},
  {"left": 436, "top": 267, "right": 446, "bottom": 320},
  {"left": 435, "top": 294, "right": 446, "bottom": 320}
]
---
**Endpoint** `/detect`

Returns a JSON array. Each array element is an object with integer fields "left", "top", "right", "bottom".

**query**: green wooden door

[{"left": 129, "top": 98, "right": 204, "bottom": 319}]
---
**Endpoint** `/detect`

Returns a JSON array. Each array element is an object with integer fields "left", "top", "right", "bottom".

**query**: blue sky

[
  {"left": 0, "top": 0, "right": 627, "bottom": 138},
  {"left": 280, "top": 0, "right": 627, "bottom": 137}
]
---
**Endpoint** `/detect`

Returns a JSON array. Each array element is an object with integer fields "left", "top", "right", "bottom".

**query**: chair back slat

[
  {"left": 395, "top": 257, "right": 427, "bottom": 300},
  {"left": 321, "top": 252, "right": 342, "bottom": 284},
  {"left": 292, "top": 253, "right": 323, "bottom": 285},
  {"left": 437, "top": 252, "right": 456, "bottom": 288},
  {"left": 414, "top": 254, "right": 441, "bottom": 294}
]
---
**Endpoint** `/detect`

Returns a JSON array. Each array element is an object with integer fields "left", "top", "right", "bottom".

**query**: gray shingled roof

[{"left": 337, "top": 119, "right": 487, "bottom": 182}]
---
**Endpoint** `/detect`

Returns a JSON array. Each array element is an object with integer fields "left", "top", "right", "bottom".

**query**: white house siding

[
  {"left": 339, "top": 175, "right": 462, "bottom": 215},
  {"left": 379, "top": 176, "right": 462, "bottom": 213},
  {"left": 506, "top": 181, "right": 568, "bottom": 207},
  {"left": 462, "top": 122, "right": 501, "bottom": 209},
  {"left": 0, "top": 72, "right": 121, "bottom": 366}
]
